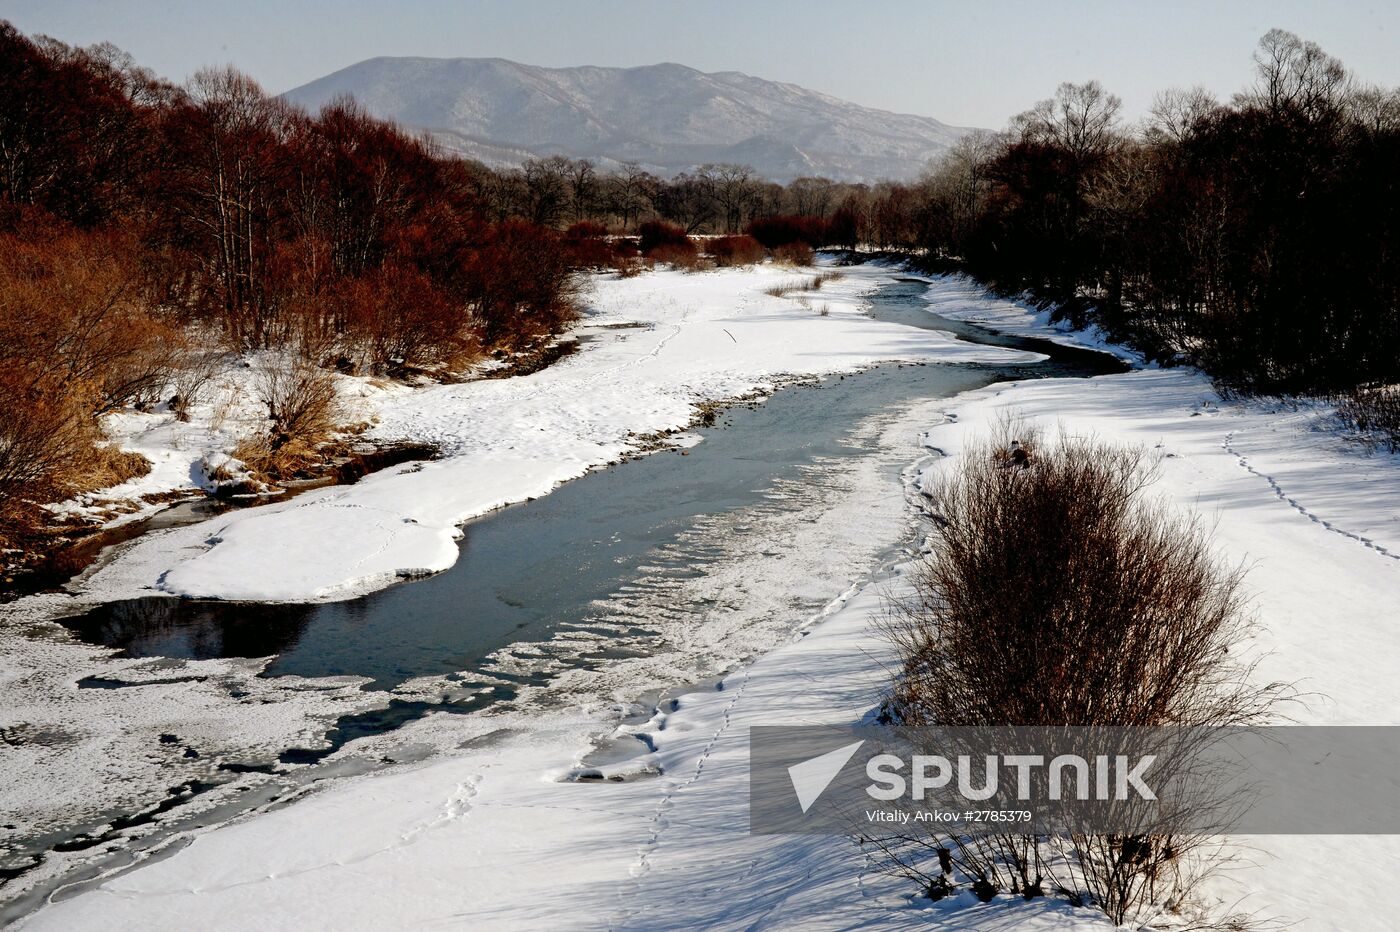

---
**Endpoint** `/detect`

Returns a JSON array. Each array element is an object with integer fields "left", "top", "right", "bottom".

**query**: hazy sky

[{"left": 5, "top": 0, "right": 1399, "bottom": 128}]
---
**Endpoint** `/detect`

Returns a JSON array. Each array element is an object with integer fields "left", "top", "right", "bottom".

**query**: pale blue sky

[{"left": 3, "top": 0, "right": 1398, "bottom": 128}]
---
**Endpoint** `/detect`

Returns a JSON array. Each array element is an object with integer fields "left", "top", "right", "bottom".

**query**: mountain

[{"left": 282, "top": 57, "right": 975, "bottom": 182}]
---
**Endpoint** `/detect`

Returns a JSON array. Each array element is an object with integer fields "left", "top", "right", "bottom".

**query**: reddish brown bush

[
  {"left": 876, "top": 419, "right": 1282, "bottom": 925},
  {"left": 0, "top": 220, "right": 178, "bottom": 411},
  {"left": 890, "top": 422, "right": 1268, "bottom": 729},
  {"left": 827, "top": 206, "right": 861, "bottom": 251},
  {"left": 561, "top": 221, "right": 616, "bottom": 269},
  {"left": 708, "top": 234, "right": 765, "bottom": 267},
  {"left": 772, "top": 242, "right": 815, "bottom": 266},
  {"left": 745, "top": 215, "right": 831, "bottom": 250},
  {"left": 461, "top": 220, "right": 581, "bottom": 348},
  {"left": 565, "top": 221, "right": 608, "bottom": 239},
  {"left": 637, "top": 220, "right": 692, "bottom": 256},
  {"left": 0, "top": 220, "right": 176, "bottom": 524},
  {"left": 0, "top": 370, "right": 101, "bottom": 519},
  {"left": 341, "top": 262, "right": 466, "bottom": 374},
  {"left": 646, "top": 241, "right": 701, "bottom": 269}
]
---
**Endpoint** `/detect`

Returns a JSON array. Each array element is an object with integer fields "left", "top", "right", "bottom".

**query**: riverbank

[
  {"left": 68, "top": 262, "right": 1034, "bottom": 605},
  {"left": 1, "top": 262, "right": 1045, "bottom": 918},
  {"left": 33, "top": 364, "right": 1400, "bottom": 930},
  {"left": 12, "top": 266, "right": 1400, "bottom": 930}
]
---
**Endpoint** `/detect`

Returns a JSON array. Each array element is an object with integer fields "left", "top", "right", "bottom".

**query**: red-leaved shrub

[
  {"left": 562, "top": 221, "right": 616, "bottom": 269},
  {"left": 647, "top": 241, "right": 701, "bottom": 269},
  {"left": 745, "top": 215, "right": 832, "bottom": 250},
  {"left": 0, "top": 219, "right": 171, "bottom": 528},
  {"left": 460, "top": 220, "right": 581, "bottom": 348},
  {"left": 773, "top": 242, "right": 816, "bottom": 266},
  {"left": 638, "top": 220, "right": 692, "bottom": 256},
  {"left": 341, "top": 262, "right": 466, "bottom": 374},
  {"left": 708, "top": 234, "right": 766, "bottom": 267}
]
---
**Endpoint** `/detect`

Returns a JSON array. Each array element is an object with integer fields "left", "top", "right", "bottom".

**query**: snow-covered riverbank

[
  {"left": 74, "top": 262, "right": 1033, "bottom": 604},
  {"left": 1, "top": 262, "right": 1037, "bottom": 919},
  {"left": 11, "top": 266, "right": 1400, "bottom": 930},
  {"left": 28, "top": 355, "right": 1400, "bottom": 930}
]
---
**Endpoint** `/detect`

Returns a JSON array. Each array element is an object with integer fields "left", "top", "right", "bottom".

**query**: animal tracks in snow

[
  {"left": 615, "top": 668, "right": 753, "bottom": 925},
  {"left": 1223, "top": 430, "right": 1399, "bottom": 562}
]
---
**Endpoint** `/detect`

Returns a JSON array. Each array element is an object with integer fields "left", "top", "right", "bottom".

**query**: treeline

[
  {"left": 0, "top": 25, "right": 581, "bottom": 362},
  {"left": 906, "top": 30, "right": 1400, "bottom": 395},
  {"left": 0, "top": 23, "right": 596, "bottom": 527},
  {"left": 468, "top": 157, "right": 880, "bottom": 245},
  {"left": 0, "top": 21, "right": 902, "bottom": 537}
]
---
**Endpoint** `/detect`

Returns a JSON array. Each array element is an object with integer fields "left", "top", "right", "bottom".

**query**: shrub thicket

[
  {"left": 0, "top": 23, "right": 590, "bottom": 540},
  {"left": 746, "top": 214, "right": 831, "bottom": 250},
  {"left": 637, "top": 220, "right": 693, "bottom": 255},
  {"left": 877, "top": 418, "right": 1280, "bottom": 925},
  {"left": 0, "top": 219, "right": 168, "bottom": 532},
  {"left": 1336, "top": 384, "right": 1400, "bottom": 453},
  {"left": 708, "top": 234, "right": 766, "bottom": 267},
  {"left": 772, "top": 242, "right": 816, "bottom": 266}
]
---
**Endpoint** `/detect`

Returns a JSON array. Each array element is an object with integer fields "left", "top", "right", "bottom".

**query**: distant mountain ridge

[{"left": 282, "top": 57, "right": 976, "bottom": 182}]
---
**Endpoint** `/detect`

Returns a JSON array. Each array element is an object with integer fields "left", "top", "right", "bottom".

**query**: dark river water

[
  {"left": 3, "top": 276, "right": 1126, "bottom": 921},
  {"left": 58, "top": 280, "right": 1122, "bottom": 691}
]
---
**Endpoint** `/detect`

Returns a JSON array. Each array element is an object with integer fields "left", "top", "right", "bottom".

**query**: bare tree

[
  {"left": 1015, "top": 80, "right": 1124, "bottom": 168},
  {"left": 175, "top": 66, "right": 296, "bottom": 347},
  {"left": 654, "top": 170, "right": 716, "bottom": 233},
  {"left": 1346, "top": 84, "right": 1400, "bottom": 137},
  {"left": 521, "top": 155, "right": 571, "bottom": 226},
  {"left": 1147, "top": 86, "right": 1219, "bottom": 143},
  {"left": 1247, "top": 28, "right": 1348, "bottom": 119},
  {"left": 604, "top": 161, "right": 656, "bottom": 230},
  {"left": 787, "top": 176, "right": 837, "bottom": 217},
  {"left": 921, "top": 130, "right": 1001, "bottom": 254},
  {"left": 697, "top": 163, "right": 760, "bottom": 233},
  {"left": 565, "top": 158, "right": 597, "bottom": 223}
]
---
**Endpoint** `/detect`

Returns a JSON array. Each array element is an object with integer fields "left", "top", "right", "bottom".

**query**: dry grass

[
  {"left": 236, "top": 355, "right": 343, "bottom": 480},
  {"left": 763, "top": 278, "right": 809, "bottom": 297},
  {"left": 68, "top": 445, "right": 151, "bottom": 491},
  {"left": 764, "top": 271, "right": 845, "bottom": 298},
  {"left": 1336, "top": 383, "right": 1400, "bottom": 453}
]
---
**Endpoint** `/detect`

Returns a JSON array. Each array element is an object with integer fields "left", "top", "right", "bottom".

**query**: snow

[
  {"left": 1, "top": 261, "right": 1035, "bottom": 919},
  {"left": 21, "top": 555, "right": 1115, "bottom": 931},
  {"left": 11, "top": 268, "right": 1400, "bottom": 930},
  {"left": 44, "top": 351, "right": 399, "bottom": 530},
  {"left": 0, "top": 593, "right": 397, "bottom": 902},
  {"left": 904, "top": 272, "right": 1144, "bottom": 365},
  {"left": 73, "top": 262, "right": 1039, "bottom": 603}
]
